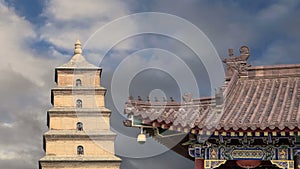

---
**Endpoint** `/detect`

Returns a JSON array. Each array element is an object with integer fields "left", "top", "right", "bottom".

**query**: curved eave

[{"left": 127, "top": 114, "right": 300, "bottom": 135}]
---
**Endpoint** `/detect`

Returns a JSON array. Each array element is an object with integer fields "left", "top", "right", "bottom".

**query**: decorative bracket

[
  {"left": 271, "top": 160, "right": 294, "bottom": 169},
  {"left": 204, "top": 160, "right": 226, "bottom": 169},
  {"left": 189, "top": 146, "right": 203, "bottom": 158}
]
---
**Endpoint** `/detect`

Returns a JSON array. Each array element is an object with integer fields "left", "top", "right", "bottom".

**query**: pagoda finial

[{"left": 74, "top": 40, "right": 82, "bottom": 54}]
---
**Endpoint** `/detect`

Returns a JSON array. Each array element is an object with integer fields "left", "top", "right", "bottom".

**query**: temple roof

[
  {"left": 220, "top": 68, "right": 300, "bottom": 131},
  {"left": 124, "top": 46, "right": 300, "bottom": 133},
  {"left": 56, "top": 40, "right": 99, "bottom": 69}
]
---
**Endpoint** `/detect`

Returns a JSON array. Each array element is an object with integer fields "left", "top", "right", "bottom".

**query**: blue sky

[{"left": 0, "top": 0, "right": 300, "bottom": 169}]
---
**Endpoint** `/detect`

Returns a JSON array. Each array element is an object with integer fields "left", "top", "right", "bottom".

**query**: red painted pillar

[{"left": 195, "top": 158, "right": 204, "bottom": 169}]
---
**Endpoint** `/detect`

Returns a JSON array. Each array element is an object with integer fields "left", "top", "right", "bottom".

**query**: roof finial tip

[
  {"left": 74, "top": 40, "right": 82, "bottom": 54},
  {"left": 75, "top": 39, "right": 81, "bottom": 45}
]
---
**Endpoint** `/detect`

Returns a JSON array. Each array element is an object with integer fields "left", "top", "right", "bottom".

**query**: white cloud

[
  {"left": 253, "top": 40, "right": 300, "bottom": 65},
  {"left": 257, "top": 0, "right": 299, "bottom": 21},
  {"left": 0, "top": 150, "right": 19, "bottom": 160},
  {"left": 0, "top": 1, "right": 64, "bottom": 87},
  {"left": 44, "top": 0, "right": 129, "bottom": 21},
  {"left": 0, "top": 122, "right": 13, "bottom": 128},
  {"left": 0, "top": 1, "right": 58, "bottom": 169},
  {"left": 40, "top": 0, "right": 137, "bottom": 52}
]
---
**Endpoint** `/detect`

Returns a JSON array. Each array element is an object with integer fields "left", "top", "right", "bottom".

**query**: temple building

[
  {"left": 39, "top": 41, "right": 121, "bottom": 169},
  {"left": 124, "top": 46, "right": 300, "bottom": 169}
]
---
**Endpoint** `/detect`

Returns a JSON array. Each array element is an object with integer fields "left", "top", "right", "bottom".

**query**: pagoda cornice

[
  {"left": 44, "top": 130, "right": 116, "bottom": 140},
  {"left": 51, "top": 87, "right": 107, "bottom": 92},
  {"left": 55, "top": 67, "right": 101, "bottom": 70},
  {"left": 47, "top": 108, "right": 111, "bottom": 117},
  {"left": 48, "top": 107, "right": 111, "bottom": 113},
  {"left": 51, "top": 87, "right": 107, "bottom": 96},
  {"left": 39, "top": 156, "right": 121, "bottom": 162}
]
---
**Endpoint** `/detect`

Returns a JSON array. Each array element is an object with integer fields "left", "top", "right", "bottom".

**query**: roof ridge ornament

[
  {"left": 215, "top": 87, "right": 224, "bottom": 106},
  {"left": 223, "top": 46, "right": 251, "bottom": 81},
  {"left": 182, "top": 93, "right": 193, "bottom": 103},
  {"left": 240, "top": 46, "right": 250, "bottom": 56},
  {"left": 74, "top": 40, "right": 82, "bottom": 54},
  {"left": 228, "top": 48, "right": 234, "bottom": 57},
  {"left": 224, "top": 46, "right": 250, "bottom": 63}
]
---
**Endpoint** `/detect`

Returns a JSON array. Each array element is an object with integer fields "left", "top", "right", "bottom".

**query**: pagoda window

[
  {"left": 76, "top": 79, "right": 82, "bottom": 87},
  {"left": 76, "top": 122, "right": 83, "bottom": 131},
  {"left": 76, "top": 99, "right": 82, "bottom": 108},
  {"left": 77, "top": 145, "right": 84, "bottom": 155}
]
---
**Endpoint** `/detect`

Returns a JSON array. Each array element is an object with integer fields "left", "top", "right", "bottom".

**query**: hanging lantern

[
  {"left": 236, "top": 160, "right": 261, "bottom": 168},
  {"left": 137, "top": 128, "right": 146, "bottom": 144}
]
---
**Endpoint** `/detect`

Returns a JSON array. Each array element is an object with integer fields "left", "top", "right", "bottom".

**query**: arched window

[
  {"left": 76, "top": 99, "right": 82, "bottom": 108},
  {"left": 77, "top": 145, "right": 84, "bottom": 155},
  {"left": 77, "top": 122, "right": 83, "bottom": 131},
  {"left": 76, "top": 79, "right": 82, "bottom": 87}
]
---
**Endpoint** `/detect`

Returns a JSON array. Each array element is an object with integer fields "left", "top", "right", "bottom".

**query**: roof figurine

[
  {"left": 224, "top": 45, "right": 250, "bottom": 62},
  {"left": 228, "top": 48, "right": 234, "bottom": 57},
  {"left": 223, "top": 46, "right": 251, "bottom": 80},
  {"left": 215, "top": 87, "right": 224, "bottom": 106},
  {"left": 182, "top": 93, "right": 193, "bottom": 103}
]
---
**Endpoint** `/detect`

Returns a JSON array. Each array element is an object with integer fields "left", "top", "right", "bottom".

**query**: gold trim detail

[
  {"left": 271, "top": 160, "right": 294, "bottom": 169},
  {"left": 204, "top": 160, "right": 226, "bottom": 169}
]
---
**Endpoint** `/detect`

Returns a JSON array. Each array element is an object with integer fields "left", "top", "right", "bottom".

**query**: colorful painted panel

[{"left": 232, "top": 149, "right": 264, "bottom": 160}]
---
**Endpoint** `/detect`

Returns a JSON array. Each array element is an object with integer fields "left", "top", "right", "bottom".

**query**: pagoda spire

[
  {"left": 55, "top": 39, "right": 98, "bottom": 69},
  {"left": 74, "top": 39, "right": 82, "bottom": 54}
]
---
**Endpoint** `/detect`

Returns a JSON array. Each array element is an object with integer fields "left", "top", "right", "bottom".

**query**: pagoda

[
  {"left": 39, "top": 40, "right": 121, "bottom": 169},
  {"left": 124, "top": 46, "right": 300, "bottom": 169}
]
